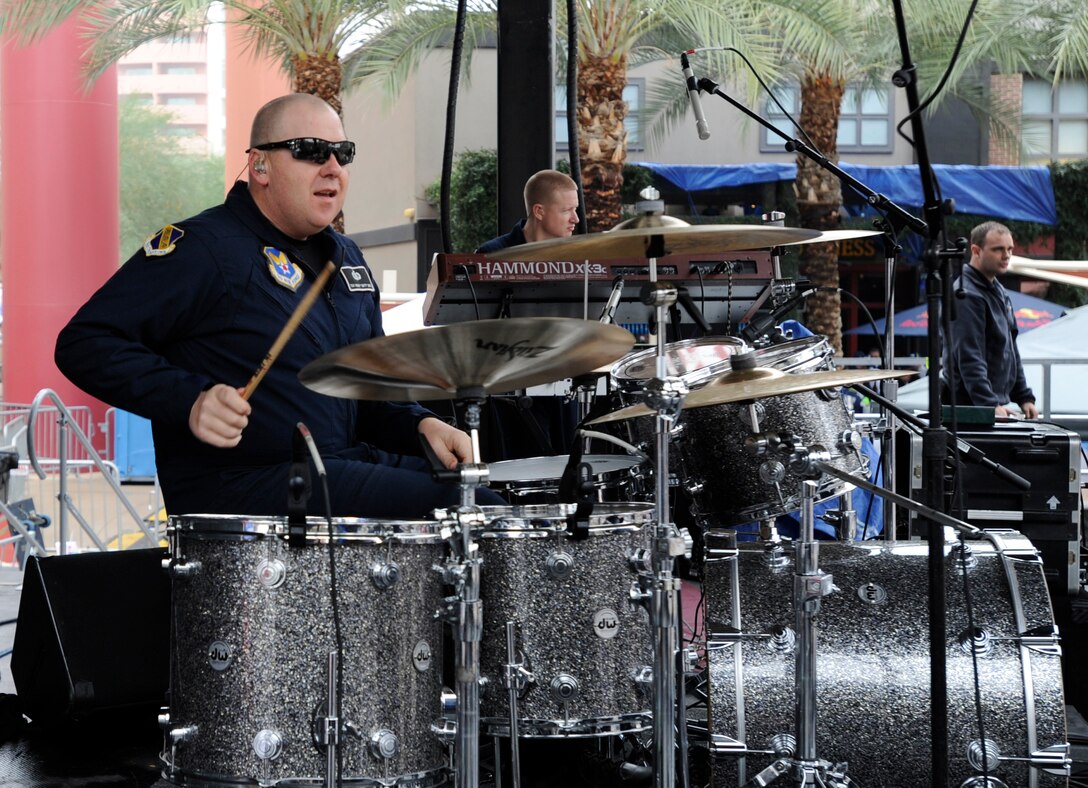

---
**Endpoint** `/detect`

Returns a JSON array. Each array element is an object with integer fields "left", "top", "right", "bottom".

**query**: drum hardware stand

[
  {"left": 426, "top": 387, "right": 492, "bottom": 788},
  {"left": 497, "top": 620, "right": 531, "bottom": 788},
  {"left": 641, "top": 272, "right": 693, "bottom": 788},
  {"left": 740, "top": 481, "right": 851, "bottom": 788},
  {"left": 317, "top": 651, "right": 340, "bottom": 787}
]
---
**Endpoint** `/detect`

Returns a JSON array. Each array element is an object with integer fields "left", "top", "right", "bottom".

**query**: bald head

[{"left": 250, "top": 93, "right": 340, "bottom": 149}]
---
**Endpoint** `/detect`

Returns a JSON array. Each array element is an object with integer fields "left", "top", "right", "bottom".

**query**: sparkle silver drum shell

[
  {"left": 162, "top": 514, "right": 450, "bottom": 787},
  {"left": 474, "top": 502, "right": 656, "bottom": 738},
  {"left": 702, "top": 529, "right": 1069, "bottom": 786},
  {"left": 679, "top": 336, "right": 865, "bottom": 526},
  {"left": 604, "top": 337, "right": 749, "bottom": 476}
]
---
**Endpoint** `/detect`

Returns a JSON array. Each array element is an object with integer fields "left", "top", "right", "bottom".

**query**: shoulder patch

[
  {"left": 143, "top": 225, "right": 185, "bottom": 257},
  {"left": 264, "top": 246, "right": 303, "bottom": 291},
  {"left": 340, "top": 265, "right": 375, "bottom": 293}
]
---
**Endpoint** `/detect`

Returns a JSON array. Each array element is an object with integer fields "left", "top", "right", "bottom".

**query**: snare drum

[
  {"left": 487, "top": 454, "right": 645, "bottom": 504},
  {"left": 162, "top": 515, "right": 449, "bottom": 787},
  {"left": 474, "top": 502, "right": 655, "bottom": 738},
  {"left": 679, "top": 336, "right": 865, "bottom": 526},
  {"left": 703, "top": 529, "right": 1069, "bottom": 786}
]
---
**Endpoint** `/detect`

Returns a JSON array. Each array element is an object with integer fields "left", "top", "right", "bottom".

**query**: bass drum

[
  {"left": 702, "top": 529, "right": 1069, "bottom": 787},
  {"left": 163, "top": 514, "right": 450, "bottom": 787}
]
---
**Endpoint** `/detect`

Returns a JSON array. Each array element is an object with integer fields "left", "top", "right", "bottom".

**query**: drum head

[
  {"left": 752, "top": 335, "right": 833, "bottom": 374},
  {"left": 487, "top": 455, "right": 642, "bottom": 483}
]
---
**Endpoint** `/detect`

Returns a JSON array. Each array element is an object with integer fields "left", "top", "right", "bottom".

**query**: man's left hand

[
  {"left": 1020, "top": 401, "right": 1040, "bottom": 419},
  {"left": 419, "top": 417, "right": 472, "bottom": 469}
]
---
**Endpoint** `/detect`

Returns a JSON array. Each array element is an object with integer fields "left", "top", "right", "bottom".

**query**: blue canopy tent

[
  {"left": 844, "top": 290, "right": 1065, "bottom": 335},
  {"left": 637, "top": 162, "right": 1058, "bottom": 226}
]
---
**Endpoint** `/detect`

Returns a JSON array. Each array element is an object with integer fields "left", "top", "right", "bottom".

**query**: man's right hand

[{"left": 189, "top": 384, "right": 251, "bottom": 447}]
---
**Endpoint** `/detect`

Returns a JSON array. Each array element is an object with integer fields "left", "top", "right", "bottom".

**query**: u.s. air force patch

[
  {"left": 264, "top": 246, "right": 303, "bottom": 291},
  {"left": 340, "top": 265, "right": 375, "bottom": 293},
  {"left": 143, "top": 225, "right": 184, "bottom": 257}
]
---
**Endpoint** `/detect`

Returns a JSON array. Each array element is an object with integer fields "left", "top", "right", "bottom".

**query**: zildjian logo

[{"left": 475, "top": 338, "right": 557, "bottom": 360}]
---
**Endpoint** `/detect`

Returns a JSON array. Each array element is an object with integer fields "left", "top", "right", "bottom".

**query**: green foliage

[
  {"left": 426, "top": 148, "right": 499, "bottom": 253},
  {"left": 119, "top": 96, "right": 225, "bottom": 263}
]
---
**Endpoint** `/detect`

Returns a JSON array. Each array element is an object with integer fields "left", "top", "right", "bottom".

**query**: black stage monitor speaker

[{"left": 11, "top": 548, "right": 170, "bottom": 724}]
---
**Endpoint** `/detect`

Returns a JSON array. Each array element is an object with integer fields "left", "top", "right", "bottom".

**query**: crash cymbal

[
  {"left": 486, "top": 224, "right": 822, "bottom": 262},
  {"left": 300, "top": 317, "right": 635, "bottom": 401},
  {"left": 587, "top": 367, "right": 912, "bottom": 424},
  {"left": 779, "top": 228, "right": 884, "bottom": 246}
]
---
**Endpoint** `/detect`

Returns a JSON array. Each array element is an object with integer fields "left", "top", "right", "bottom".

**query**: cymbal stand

[
  {"left": 434, "top": 388, "right": 490, "bottom": 788},
  {"left": 641, "top": 276, "right": 691, "bottom": 788}
]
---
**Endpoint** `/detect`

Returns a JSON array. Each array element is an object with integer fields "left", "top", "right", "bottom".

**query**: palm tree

[{"left": 0, "top": 0, "right": 393, "bottom": 112}]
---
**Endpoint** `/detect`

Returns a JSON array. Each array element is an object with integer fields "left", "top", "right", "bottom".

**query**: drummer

[{"left": 55, "top": 93, "right": 504, "bottom": 519}]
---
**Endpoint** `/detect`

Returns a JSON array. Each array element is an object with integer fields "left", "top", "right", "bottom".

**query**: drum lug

[
  {"left": 838, "top": 429, "right": 863, "bottom": 453},
  {"left": 683, "top": 478, "right": 705, "bottom": 497},
  {"left": 632, "top": 665, "right": 653, "bottom": 687},
  {"left": 950, "top": 542, "right": 979, "bottom": 570},
  {"left": 629, "top": 578, "right": 651, "bottom": 608},
  {"left": 256, "top": 558, "right": 286, "bottom": 589},
  {"left": 369, "top": 728, "right": 400, "bottom": 761},
  {"left": 957, "top": 626, "right": 993, "bottom": 656},
  {"left": 545, "top": 550, "right": 575, "bottom": 581},
  {"left": 765, "top": 624, "right": 796, "bottom": 655},
  {"left": 769, "top": 732, "right": 797, "bottom": 758},
  {"left": 165, "top": 723, "right": 198, "bottom": 744},
  {"left": 549, "top": 673, "right": 580, "bottom": 704},
  {"left": 252, "top": 728, "right": 283, "bottom": 761},
  {"left": 370, "top": 560, "right": 401, "bottom": 590},
  {"left": 165, "top": 557, "right": 201, "bottom": 577},
  {"left": 628, "top": 547, "right": 653, "bottom": 575}
]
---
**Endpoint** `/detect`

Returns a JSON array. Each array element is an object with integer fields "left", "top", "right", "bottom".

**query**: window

[
  {"left": 120, "top": 64, "right": 153, "bottom": 77},
  {"left": 556, "top": 79, "right": 644, "bottom": 152},
  {"left": 160, "top": 94, "right": 202, "bottom": 106},
  {"left": 1023, "top": 77, "right": 1088, "bottom": 162},
  {"left": 159, "top": 63, "right": 203, "bottom": 76},
  {"left": 761, "top": 83, "right": 893, "bottom": 154}
]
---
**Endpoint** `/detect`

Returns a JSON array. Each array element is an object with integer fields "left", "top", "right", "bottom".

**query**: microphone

[
  {"left": 288, "top": 422, "right": 312, "bottom": 547},
  {"left": 599, "top": 276, "right": 625, "bottom": 323},
  {"left": 680, "top": 51, "right": 710, "bottom": 140},
  {"left": 296, "top": 421, "right": 327, "bottom": 477}
]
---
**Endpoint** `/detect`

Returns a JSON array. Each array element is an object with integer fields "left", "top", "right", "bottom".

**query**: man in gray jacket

[{"left": 941, "top": 221, "right": 1039, "bottom": 419}]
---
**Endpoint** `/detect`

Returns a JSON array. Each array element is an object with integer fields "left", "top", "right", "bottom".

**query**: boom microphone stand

[{"left": 693, "top": 33, "right": 958, "bottom": 775}]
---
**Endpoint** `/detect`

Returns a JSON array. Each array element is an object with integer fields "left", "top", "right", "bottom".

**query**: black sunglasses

[{"left": 251, "top": 137, "right": 356, "bottom": 166}]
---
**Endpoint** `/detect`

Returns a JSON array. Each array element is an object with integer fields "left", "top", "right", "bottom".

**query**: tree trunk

[
  {"left": 577, "top": 52, "right": 627, "bottom": 232},
  {"left": 292, "top": 53, "right": 345, "bottom": 232},
  {"left": 795, "top": 73, "right": 845, "bottom": 353}
]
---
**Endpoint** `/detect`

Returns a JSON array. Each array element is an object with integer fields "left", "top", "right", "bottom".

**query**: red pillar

[
  {"left": 2, "top": 16, "right": 118, "bottom": 442},
  {"left": 223, "top": 8, "right": 289, "bottom": 191}
]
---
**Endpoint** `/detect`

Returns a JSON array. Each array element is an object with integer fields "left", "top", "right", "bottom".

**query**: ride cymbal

[
  {"left": 587, "top": 367, "right": 912, "bottom": 424},
  {"left": 300, "top": 317, "right": 635, "bottom": 401},
  {"left": 486, "top": 224, "right": 822, "bottom": 261}
]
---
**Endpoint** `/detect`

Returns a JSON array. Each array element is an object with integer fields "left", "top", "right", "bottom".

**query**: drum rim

[
  {"left": 470, "top": 502, "right": 655, "bottom": 536},
  {"left": 610, "top": 336, "right": 748, "bottom": 384},
  {"left": 169, "top": 513, "right": 447, "bottom": 542}
]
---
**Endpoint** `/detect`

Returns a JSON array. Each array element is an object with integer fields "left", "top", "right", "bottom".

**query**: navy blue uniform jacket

[{"left": 55, "top": 182, "right": 438, "bottom": 517}]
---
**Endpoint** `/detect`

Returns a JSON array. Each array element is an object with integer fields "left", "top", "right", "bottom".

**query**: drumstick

[{"left": 242, "top": 260, "right": 337, "bottom": 400}]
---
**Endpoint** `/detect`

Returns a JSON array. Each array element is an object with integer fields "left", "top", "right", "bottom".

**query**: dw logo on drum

[{"left": 592, "top": 608, "right": 621, "bottom": 639}]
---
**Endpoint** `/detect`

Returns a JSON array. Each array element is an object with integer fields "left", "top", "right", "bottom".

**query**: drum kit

[{"left": 158, "top": 223, "right": 1071, "bottom": 788}]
